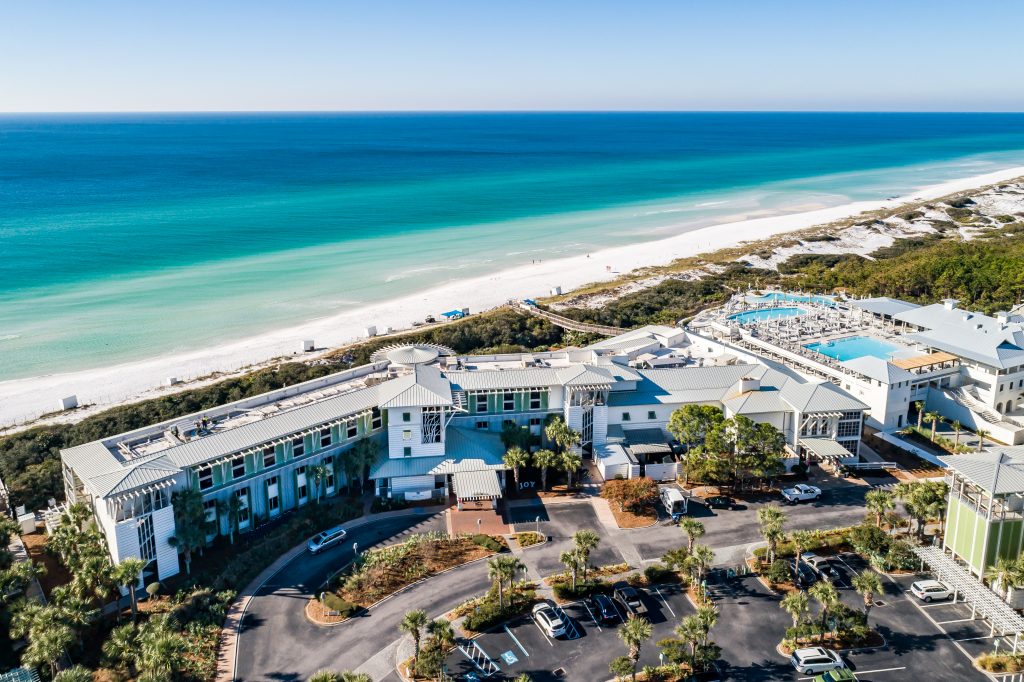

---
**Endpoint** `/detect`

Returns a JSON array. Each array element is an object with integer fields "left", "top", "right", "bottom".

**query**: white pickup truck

[{"left": 781, "top": 483, "right": 822, "bottom": 504}]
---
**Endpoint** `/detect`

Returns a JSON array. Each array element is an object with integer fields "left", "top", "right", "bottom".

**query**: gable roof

[
  {"left": 88, "top": 456, "right": 181, "bottom": 498},
  {"left": 840, "top": 356, "right": 916, "bottom": 384},
  {"left": 555, "top": 365, "right": 616, "bottom": 387},
  {"left": 377, "top": 365, "right": 453, "bottom": 408},
  {"left": 940, "top": 449, "right": 1024, "bottom": 495}
]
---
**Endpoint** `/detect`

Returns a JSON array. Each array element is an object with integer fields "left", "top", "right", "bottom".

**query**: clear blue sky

[{"left": 3, "top": 0, "right": 1022, "bottom": 112}]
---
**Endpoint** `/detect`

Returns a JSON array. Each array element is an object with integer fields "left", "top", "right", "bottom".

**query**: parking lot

[
  {"left": 507, "top": 500, "right": 626, "bottom": 575},
  {"left": 444, "top": 581, "right": 695, "bottom": 681}
]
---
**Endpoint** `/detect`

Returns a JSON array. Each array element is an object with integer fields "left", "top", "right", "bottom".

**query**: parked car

[
  {"left": 612, "top": 582, "right": 648, "bottom": 616},
  {"left": 704, "top": 494, "right": 736, "bottom": 510},
  {"left": 911, "top": 579, "right": 954, "bottom": 602},
  {"left": 782, "top": 483, "right": 822, "bottom": 504},
  {"left": 531, "top": 603, "right": 567, "bottom": 637},
  {"left": 790, "top": 647, "right": 845, "bottom": 675},
  {"left": 803, "top": 553, "right": 840, "bottom": 581},
  {"left": 813, "top": 668, "right": 857, "bottom": 682},
  {"left": 789, "top": 559, "right": 818, "bottom": 587},
  {"left": 587, "top": 593, "right": 619, "bottom": 624},
  {"left": 307, "top": 525, "right": 347, "bottom": 554}
]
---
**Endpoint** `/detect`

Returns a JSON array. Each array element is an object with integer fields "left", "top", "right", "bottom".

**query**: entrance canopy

[
  {"left": 452, "top": 470, "right": 502, "bottom": 501},
  {"left": 800, "top": 437, "right": 854, "bottom": 460}
]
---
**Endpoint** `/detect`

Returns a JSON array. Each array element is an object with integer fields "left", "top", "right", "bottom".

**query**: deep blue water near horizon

[{"left": 2, "top": 112, "right": 1024, "bottom": 380}]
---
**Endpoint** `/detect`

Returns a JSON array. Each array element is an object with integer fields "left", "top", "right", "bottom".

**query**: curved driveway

[{"left": 235, "top": 512, "right": 491, "bottom": 682}]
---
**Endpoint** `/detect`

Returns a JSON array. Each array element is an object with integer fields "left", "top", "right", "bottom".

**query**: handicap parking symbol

[{"left": 501, "top": 650, "right": 519, "bottom": 665}]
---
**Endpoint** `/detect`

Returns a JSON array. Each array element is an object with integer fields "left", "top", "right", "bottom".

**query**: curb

[
  {"left": 217, "top": 505, "right": 445, "bottom": 682},
  {"left": 305, "top": 551, "right": 500, "bottom": 628}
]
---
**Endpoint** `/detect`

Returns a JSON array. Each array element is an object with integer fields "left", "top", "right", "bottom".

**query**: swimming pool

[
  {"left": 752, "top": 292, "right": 836, "bottom": 306},
  {"left": 728, "top": 307, "right": 806, "bottom": 324},
  {"left": 804, "top": 336, "right": 901, "bottom": 361}
]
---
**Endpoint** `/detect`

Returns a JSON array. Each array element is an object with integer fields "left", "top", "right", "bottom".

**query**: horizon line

[{"left": 2, "top": 109, "right": 1024, "bottom": 116}]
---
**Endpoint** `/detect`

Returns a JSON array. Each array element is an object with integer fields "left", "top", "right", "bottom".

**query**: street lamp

[
  {"left": 352, "top": 542, "right": 359, "bottom": 559},
  {"left": 535, "top": 515, "right": 541, "bottom": 536},
  {"left": 477, "top": 518, "right": 482, "bottom": 533}
]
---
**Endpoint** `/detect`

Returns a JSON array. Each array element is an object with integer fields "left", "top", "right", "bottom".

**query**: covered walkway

[{"left": 913, "top": 545, "right": 1024, "bottom": 652}]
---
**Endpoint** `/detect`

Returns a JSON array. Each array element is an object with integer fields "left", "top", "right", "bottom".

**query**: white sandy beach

[{"left": 3, "top": 165, "right": 1024, "bottom": 429}]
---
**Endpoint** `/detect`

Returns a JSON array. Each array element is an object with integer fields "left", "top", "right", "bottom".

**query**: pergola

[
  {"left": 452, "top": 470, "right": 502, "bottom": 507},
  {"left": 913, "top": 545, "right": 1024, "bottom": 652}
]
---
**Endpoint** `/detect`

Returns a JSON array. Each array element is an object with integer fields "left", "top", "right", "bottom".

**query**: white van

[
  {"left": 307, "top": 525, "right": 348, "bottom": 555},
  {"left": 660, "top": 487, "right": 688, "bottom": 521}
]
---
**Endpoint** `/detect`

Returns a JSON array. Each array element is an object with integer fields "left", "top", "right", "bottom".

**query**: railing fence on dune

[{"left": 517, "top": 302, "right": 624, "bottom": 336}]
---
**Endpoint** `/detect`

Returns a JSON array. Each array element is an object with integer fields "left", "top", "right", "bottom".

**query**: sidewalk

[{"left": 215, "top": 502, "right": 447, "bottom": 682}]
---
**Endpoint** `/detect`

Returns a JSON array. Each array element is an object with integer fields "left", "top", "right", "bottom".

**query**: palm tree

[
  {"left": 951, "top": 420, "right": 962, "bottom": 448},
  {"left": 137, "top": 617, "right": 187, "bottom": 680},
  {"left": 559, "top": 449, "right": 584, "bottom": 488},
  {"left": 689, "top": 544, "right": 715, "bottom": 586},
  {"left": 340, "top": 673, "right": 373, "bottom": 682},
  {"left": 503, "top": 446, "right": 531, "bottom": 488},
  {"left": 218, "top": 494, "right": 243, "bottom": 544},
  {"left": 851, "top": 570, "right": 883, "bottom": 625},
  {"left": 560, "top": 549, "right": 584, "bottom": 591},
  {"left": 168, "top": 488, "right": 211, "bottom": 575},
  {"left": 675, "top": 614, "right": 706, "bottom": 667},
  {"left": 618, "top": 615, "right": 653, "bottom": 681},
  {"left": 102, "top": 623, "right": 138, "bottom": 675},
  {"left": 427, "top": 618, "right": 456, "bottom": 650},
  {"left": 502, "top": 556, "right": 526, "bottom": 605},
  {"left": 977, "top": 429, "right": 990, "bottom": 452},
  {"left": 572, "top": 529, "right": 600, "bottom": 581},
  {"left": 809, "top": 581, "right": 839, "bottom": 643},
  {"left": 545, "top": 416, "right": 581, "bottom": 454},
  {"left": 513, "top": 675, "right": 533, "bottom": 682},
  {"left": 307, "top": 463, "right": 330, "bottom": 504},
  {"left": 533, "top": 449, "right": 558, "bottom": 490},
  {"left": 780, "top": 589, "right": 809, "bottom": 628},
  {"left": 914, "top": 401, "right": 924, "bottom": 428},
  {"left": 757, "top": 505, "right": 787, "bottom": 564},
  {"left": 308, "top": 671, "right": 341, "bottom": 682},
  {"left": 487, "top": 556, "right": 512, "bottom": 608},
  {"left": 865, "top": 489, "right": 895, "bottom": 529},
  {"left": 53, "top": 666, "right": 93, "bottom": 682},
  {"left": 679, "top": 518, "right": 705, "bottom": 553},
  {"left": 987, "top": 557, "right": 1024, "bottom": 600},
  {"left": 398, "top": 609, "right": 428, "bottom": 665},
  {"left": 114, "top": 557, "right": 147, "bottom": 620},
  {"left": 345, "top": 439, "right": 379, "bottom": 493},
  {"left": 790, "top": 529, "right": 816, "bottom": 580},
  {"left": 924, "top": 411, "right": 942, "bottom": 440}
]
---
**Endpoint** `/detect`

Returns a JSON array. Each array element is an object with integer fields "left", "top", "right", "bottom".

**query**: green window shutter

[
  {"left": 541, "top": 391, "right": 549, "bottom": 410},
  {"left": 212, "top": 467, "right": 223, "bottom": 487}
]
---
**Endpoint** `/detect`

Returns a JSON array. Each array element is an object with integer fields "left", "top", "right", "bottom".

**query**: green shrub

[
  {"left": 322, "top": 592, "right": 359, "bottom": 617},
  {"left": 515, "top": 531, "right": 543, "bottom": 547},
  {"left": 471, "top": 534, "right": 503, "bottom": 552},
  {"left": 553, "top": 580, "right": 607, "bottom": 600},
  {"left": 884, "top": 540, "right": 917, "bottom": 571},
  {"left": 849, "top": 523, "right": 890, "bottom": 558},
  {"left": 767, "top": 559, "right": 792, "bottom": 585},
  {"left": 643, "top": 563, "right": 677, "bottom": 585}
]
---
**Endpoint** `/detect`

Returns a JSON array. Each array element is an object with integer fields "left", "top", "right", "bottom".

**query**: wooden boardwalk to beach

[{"left": 518, "top": 302, "right": 624, "bottom": 336}]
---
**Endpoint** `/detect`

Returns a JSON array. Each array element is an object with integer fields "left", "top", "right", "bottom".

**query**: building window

[
  {"left": 837, "top": 421, "right": 860, "bottom": 439},
  {"left": 647, "top": 411, "right": 657, "bottom": 420},
  {"left": 403, "top": 429, "right": 413, "bottom": 441},
  {"left": 529, "top": 417, "right": 541, "bottom": 426},
  {"left": 476, "top": 394, "right": 488, "bottom": 412},
  {"left": 235, "top": 489, "right": 250, "bottom": 528},
  {"left": 403, "top": 412, "right": 411, "bottom": 422},
  {"left": 529, "top": 391, "right": 542, "bottom": 410},
  {"left": 137, "top": 515, "right": 156, "bottom": 563},
  {"left": 292, "top": 437, "right": 305, "bottom": 457},
  {"left": 622, "top": 412, "right": 631, "bottom": 421},
  {"left": 476, "top": 420, "right": 489, "bottom": 430},
  {"left": 198, "top": 468, "right": 213, "bottom": 490},
  {"left": 263, "top": 447, "right": 276, "bottom": 468},
  {"left": 347, "top": 422, "right": 358, "bottom": 439},
  {"left": 503, "top": 392, "right": 515, "bottom": 411},
  {"left": 203, "top": 499, "right": 217, "bottom": 525},
  {"left": 232, "top": 456, "right": 246, "bottom": 479},
  {"left": 323, "top": 456, "right": 335, "bottom": 493},
  {"left": 371, "top": 407, "right": 382, "bottom": 429},
  {"left": 267, "top": 477, "right": 280, "bottom": 514},
  {"left": 320, "top": 428, "right": 332, "bottom": 448},
  {"left": 296, "top": 466, "right": 308, "bottom": 503},
  {"left": 403, "top": 446, "right": 412, "bottom": 457}
]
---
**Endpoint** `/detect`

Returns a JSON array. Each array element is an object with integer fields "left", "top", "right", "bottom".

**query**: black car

[
  {"left": 587, "top": 593, "right": 619, "bottom": 624},
  {"left": 704, "top": 494, "right": 736, "bottom": 510},
  {"left": 789, "top": 559, "right": 818, "bottom": 587}
]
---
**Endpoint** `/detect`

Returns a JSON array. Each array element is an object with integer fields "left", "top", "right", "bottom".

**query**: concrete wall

[{"left": 926, "top": 389, "right": 1024, "bottom": 445}]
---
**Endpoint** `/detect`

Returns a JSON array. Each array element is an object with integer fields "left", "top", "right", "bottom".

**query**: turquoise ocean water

[{"left": 2, "top": 113, "right": 1024, "bottom": 381}]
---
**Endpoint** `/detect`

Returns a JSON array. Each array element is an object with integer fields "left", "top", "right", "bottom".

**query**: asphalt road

[{"left": 235, "top": 511, "right": 482, "bottom": 682}]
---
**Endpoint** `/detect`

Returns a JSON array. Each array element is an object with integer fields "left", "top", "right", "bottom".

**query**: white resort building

[
  {"left": 60, "top": 322, "right": 867, "bottom": 581},
  {"left": 694, "top": 292, "right": 1024, "bottom": 445}
]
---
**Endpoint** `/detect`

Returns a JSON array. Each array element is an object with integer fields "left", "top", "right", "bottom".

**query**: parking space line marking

[
  {"left": 581, "top": 601, "right": 602, "bottom": 632},
  {"left": 954, "top": 635, "right": 998, "bottom": 642},
  {"left": 798, "top": 666, "right": 906, "bottom": 680},
  {"left": 531, "top": 619, "right": 555, "bottom": 646},
  {"left": 652, "top": 586, "right": 676, "bottom": 617},
  {"left": 935, "top": 618, "right": 977, "bottom": 625},
  {"left": 612, "top": 600, "right": 628, "bottom": 623},
  {"left": 503, "top": 625, "right": 530, "bottom": 657}
]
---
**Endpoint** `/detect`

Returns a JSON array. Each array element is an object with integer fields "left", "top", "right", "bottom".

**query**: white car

[
  {"left": 911, "top": 579, "right": 954, "bottom": 602},
  {"left": 790, "top": 647, "right": 845, "bottom": 674},
  {"left": 307, "top": 525, "right": 347, "bottom": 555},
  {"left": 782, "top": 483, "right": 822, "bottom": 504},
  {"left": 532, "top": 603, "right": 567, "bottom": 637}
]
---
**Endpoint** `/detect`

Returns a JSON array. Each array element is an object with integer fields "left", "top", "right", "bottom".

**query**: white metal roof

[
  {"left": 377, "top": 365, "right": 453, "bottom": 408},
  {"left": 800, "top": 438, "right": 855, "bottom": 459},
  {"left": 445, "top": 368, "right": 562, "bottom": 391},
  {"left": 914, "top": 545, "right": 1024, "bottom": 636},
  {"left": 849, "top": 297, "right": 921, "bottom": 318},
  {"left": 452, "top": 470, "right": 503, "bottom": 499},
  {"left": 840, "top": 356, "right": 916, "bottom": 384},
  {"left": 940, "top": 449, "right": 1024, "bottom": 495}
]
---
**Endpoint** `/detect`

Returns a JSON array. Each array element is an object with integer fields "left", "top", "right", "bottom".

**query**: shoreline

[{"left": 4, "top": 163, "right": 1024, "bottom": 430}]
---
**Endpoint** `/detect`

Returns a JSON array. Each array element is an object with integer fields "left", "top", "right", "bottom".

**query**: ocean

[{"left": 2, "top": 112, "right": 1024, "bottom": 382}]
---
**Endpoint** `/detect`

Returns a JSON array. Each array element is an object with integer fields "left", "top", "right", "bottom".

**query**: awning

[
  {"left": 800, "top": 438, "right": 855, "bottom": 459},
  {"left": 452, "top": 470, "right": 502, "bottom": 500},
  {"left": 891, "top": 351, "right": 958, "bottom": 370}
]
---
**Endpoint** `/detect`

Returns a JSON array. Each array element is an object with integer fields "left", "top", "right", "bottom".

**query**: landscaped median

[
  {"left": 306, "top": 531, "right": 507, "bottom": 625},
  {"left": 601, "top": 477, "right": 660, "bottom": 528}
]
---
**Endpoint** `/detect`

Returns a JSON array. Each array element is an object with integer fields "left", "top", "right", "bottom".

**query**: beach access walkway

[{"left": 517, "top": 302, "right": 624, "bottom": 336}]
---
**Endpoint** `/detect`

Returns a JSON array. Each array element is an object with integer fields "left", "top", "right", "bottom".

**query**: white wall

[{"left": 386, "top": 407, "right": 445, "bottom": 459}]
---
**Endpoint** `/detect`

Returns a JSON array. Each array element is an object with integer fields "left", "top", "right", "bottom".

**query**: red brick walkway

[{"left": 447, "top": 499, "right": 510, "bottom": 536}]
